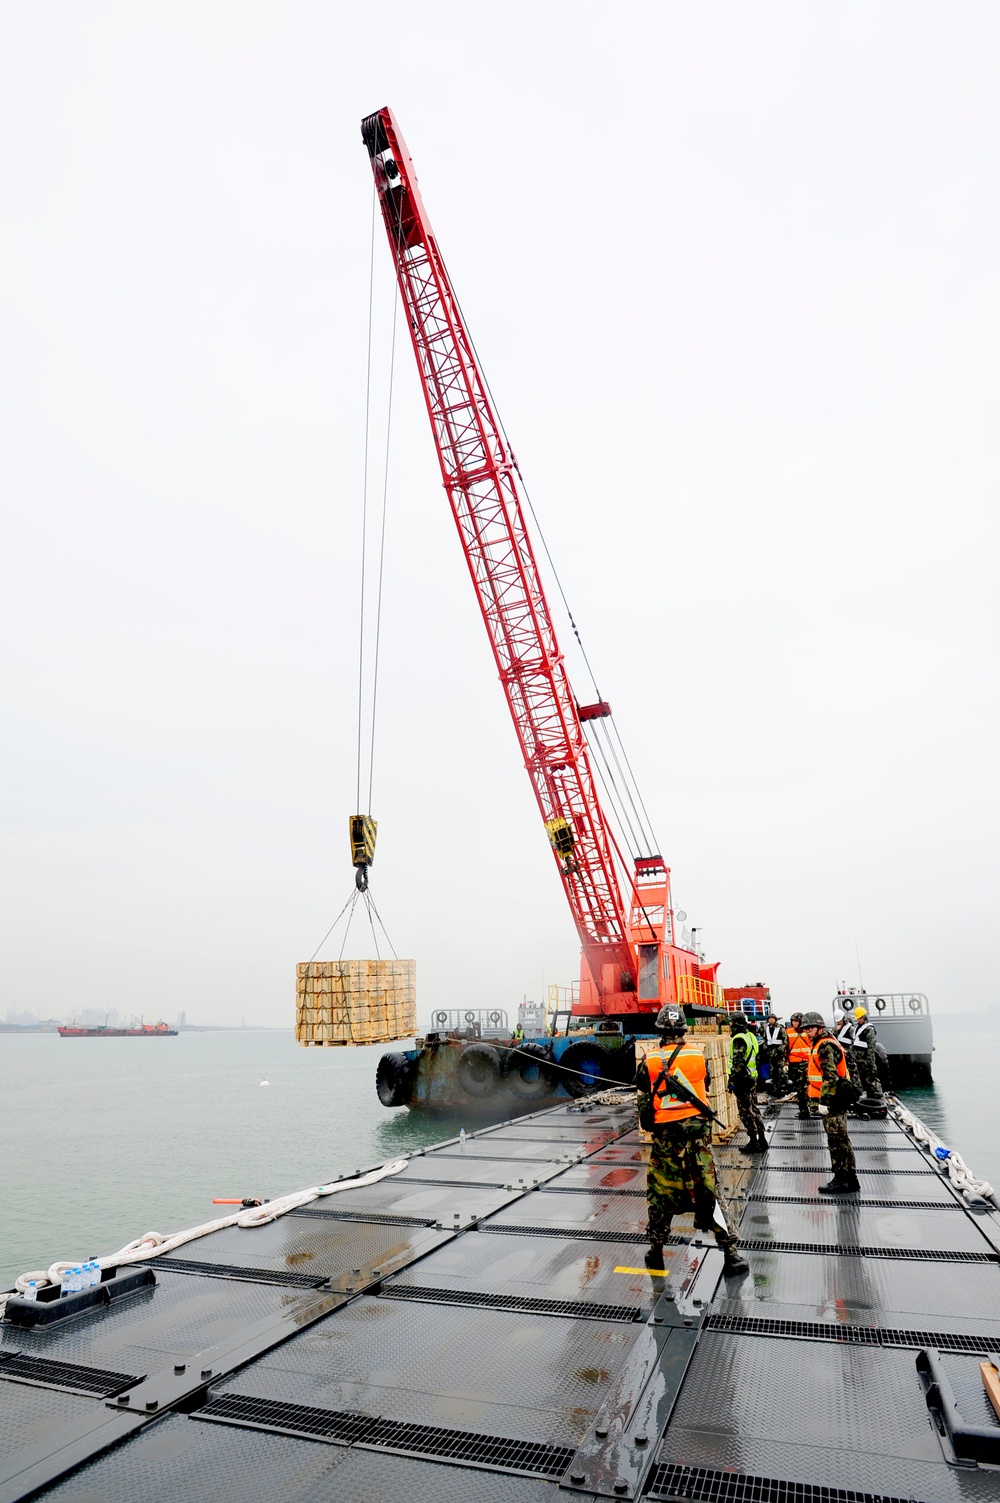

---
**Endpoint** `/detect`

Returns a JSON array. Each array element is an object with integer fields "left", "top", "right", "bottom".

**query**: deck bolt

[
  {"left": 614, "top": 1483, "right": 629, "bottom": 1495},
  {"left": 570, "top": 1471, "right": 585, "bottom": 1485},
  {"left": 635, "top": 1432, "right": 648, "bottom": 1445},
  {"left": 145, "top": 1399, "right": 158, "bottom": 1411},
  {"left": 201, "top": 1368, "right": 213, "bottom": 1379},
  {"left": 173, "top": 1364, "right": 186, "bottom": 1375},
  {"left": 595, "top": 1424, "right": 609, "bottom": 1437}
]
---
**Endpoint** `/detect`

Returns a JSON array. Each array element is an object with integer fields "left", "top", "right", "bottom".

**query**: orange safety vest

[
  {"left": 807, "top": 1035, "right": 848, "bottom": 1099},
  {"left": 786, "top": 1026, "right": 811, "bottom": 1064},
  {"left": 645, "top": 1044, "right": 709, "bottom": 1125}
]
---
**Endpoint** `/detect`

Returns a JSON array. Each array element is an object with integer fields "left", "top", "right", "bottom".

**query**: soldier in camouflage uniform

[
  {"left": 849, "top": 1006, "right": 884, "bottom": 1100},
  {"left": 800, "top": 1010, "right": 860, "bottom": 1194},
  {"left": 727, "top": 1013, "right": 767, "bottom": 1154},
  {"left": 636, "top": 1006, "right": 749, "bottom": 1277}
]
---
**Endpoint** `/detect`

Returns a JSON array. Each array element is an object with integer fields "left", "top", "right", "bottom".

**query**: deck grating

[
  {"left": 0, "top": 1351, "right": 141, "bottom": 1398},
  {"left": 154, "top": 1257, "right": 328, "bottom": 1287},
  {"left": 746, "top": 1195, "right": 960, "bottom": 1210},
  {"left": 378, "top": 1283, "right": 640, "bottom": 1321},
  {"left": 738, "top": 1239, "right": 997, "bottom": 1263},
  {"left": 195, "top": 1393, "right": 575, "bottom": 1477},
  {"left": 647, "top": 1461, "right": 928, "bottom": 1502},
  {"left": 286, "top": 1207, "right": 437, "bottom": 1226},
  {"left": 704, "top": 1313, "right": 1000, "bottom": 1355}
]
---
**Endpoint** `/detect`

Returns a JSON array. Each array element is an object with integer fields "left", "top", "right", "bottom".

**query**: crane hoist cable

[{"left": 351, "top": 180, "right": 399, "bottom": 893}]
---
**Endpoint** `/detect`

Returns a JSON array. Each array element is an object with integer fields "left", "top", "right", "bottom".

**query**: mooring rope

[
  {"left": 889, "top": 1098, "right": 997, "bottom": 1207},
  {"left": 1, "top": 1157, "right": 408, "bottom": 1317}
]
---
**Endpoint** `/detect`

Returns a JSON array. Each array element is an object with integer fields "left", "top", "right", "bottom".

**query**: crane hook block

[
  {"left": 545, "top": 817, "right": 575, "bottom": 861},
  {"left": 349, "top": 815, "right": 378, "bottom": 872}
]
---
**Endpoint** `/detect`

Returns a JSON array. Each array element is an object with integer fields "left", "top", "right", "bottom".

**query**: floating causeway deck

[{"left": 3, "top": 1100, "right": 1000, "bottom": 1502}]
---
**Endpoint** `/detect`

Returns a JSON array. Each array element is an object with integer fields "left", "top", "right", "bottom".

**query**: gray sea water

[{"left": 2, "top": 1012, "right": 998, "bottom": 1287}]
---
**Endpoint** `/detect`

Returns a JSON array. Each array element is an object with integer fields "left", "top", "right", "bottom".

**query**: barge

[{"left": 3, "top": 1095, "right": 1000, "bottom": 1501}]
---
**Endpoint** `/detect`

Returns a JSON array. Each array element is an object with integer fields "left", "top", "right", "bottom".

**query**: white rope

[
  {"left": 889, "top": 1100, "right": 997, "bottom": 1205},
  {"left": 1, "top": 1158, "right": 408, "bottom": 1316}
]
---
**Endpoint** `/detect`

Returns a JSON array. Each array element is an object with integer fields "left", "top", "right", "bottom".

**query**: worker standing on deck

[
  {"left": 636, "top": 1006, "right": 749, "bottom": 1278},
  {"left": 834, "top": 1012, "right": 862, "bottom": 1089},
  {"left": 785, "top": 1013, "right": 811, "bottom": 1118},
  {"left": 800, "top": 1011, "right": 861, "bottom": 1194},
  {"left": 762, "top": 1012, "right": 789, "bottom": 1096},
  {"left": 727, "top": 1013, "right": 767, "bottom": 1155},
  {"left": 849, "top": 1006, "right": 884, "bottom": 1100}
]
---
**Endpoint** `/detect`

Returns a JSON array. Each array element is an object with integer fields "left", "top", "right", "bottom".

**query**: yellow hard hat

[{"left": 853, "top": 1005, "right": 868, "bottom": 1019}]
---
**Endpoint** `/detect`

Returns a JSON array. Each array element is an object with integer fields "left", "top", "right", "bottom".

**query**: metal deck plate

[
  {"left": 431, "top": 1141, "right": 571, "bottom": 1162},
  {"left": 544, "top": 1163, "right": 648, "bottom": 1193},
  {"left": 0, "top": 1271, "right": 320, "bottom": 1379},
  {"left": 394, "top": 1158, "right": 560, "bottom": 1187},
  {"left": 214, "top": 1292, "right": 642, "bottom": 1444},
  {"left": 749, "top": 1166, "right": 958, "bottom": 1204},
  {"left": 382, "top": 1227, "right": 681, "bottom": 1309},
  {"left": 138, "top": 1218, "right": 450, "bottom": 1281},
  {"left": 659, "top": 1330, "right": 1000, "bottom": 1503},
  {"left": 739, "top": 1199, "right": 993, "bottom": 1253},
  {"left": 712, "top": 1246, "right": 1000, "bottom": 1334},
  {"left": 486, "top": 1190, "right": 653, "bottom": 1236}
]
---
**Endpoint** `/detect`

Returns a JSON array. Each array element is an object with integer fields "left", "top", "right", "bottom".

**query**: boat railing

[
  {"left": 833, "top": 991, "right": 930, "bottom": 1018},
  {"left": 677, "top": 974, "right": 730, "bottom": 1011},
  {"left": 425, "top": 1008, "right": 509, "bottom": 1038}
]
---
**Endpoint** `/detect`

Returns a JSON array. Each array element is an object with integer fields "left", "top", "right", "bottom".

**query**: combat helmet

[
  {"left": 800, "top": 1010, "right": 825, "bottom": 1028},
  {"left": 729, "top": 1012, "right": 752, "bottom": 1031},
  {"left": 655, "top": 1004, "right": 686, "bottom": 1038}
]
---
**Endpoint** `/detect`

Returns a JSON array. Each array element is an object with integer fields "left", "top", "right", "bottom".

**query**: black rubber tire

[
  {"left": 456, "top": 1043, "right": 503, "bottom": 1099},
  {"left": 375, "top": 1051, "right": 415, "bottom": 1108},
  {"left": 505, "top": 1041, "right": 555, "bottom": 1098},
  {"left": 551, "top": 1040, "right": 608, "bottom": 1098}
]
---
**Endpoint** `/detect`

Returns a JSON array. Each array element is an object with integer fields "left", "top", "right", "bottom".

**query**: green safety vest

[{"left": 728, "top": 1029, "right": 759, "bottom": 1080}]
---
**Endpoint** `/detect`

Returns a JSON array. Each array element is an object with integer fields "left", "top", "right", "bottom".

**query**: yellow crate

[{"left": 295, "top": 958, "right": 416, "bottom": 1047}]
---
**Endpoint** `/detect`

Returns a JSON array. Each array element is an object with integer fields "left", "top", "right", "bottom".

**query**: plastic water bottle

[
  {"left": 72, "top": 1266, "right": 84, "bottom": 1294},
  {"left": 459, "top": 1127, "right": 467, "bottom": 1146},
  {"left": 60, "top": 1269, "right": 76, "bottom": 1298},
  {"left": 23, "top": 1281, "right": 38, "bottom": 1302},
  {"left": 84, "top": 1261, "right": 100, "bottom": 1289}
]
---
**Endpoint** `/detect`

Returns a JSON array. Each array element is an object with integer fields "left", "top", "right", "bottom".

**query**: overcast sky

[{"left": 1, "top": 2, "right": 997, "bottom": 1027}]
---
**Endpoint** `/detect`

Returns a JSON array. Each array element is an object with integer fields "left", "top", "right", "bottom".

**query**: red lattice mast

[{"left": 362, "top": 108, "right": 637, "bottom": 1000}]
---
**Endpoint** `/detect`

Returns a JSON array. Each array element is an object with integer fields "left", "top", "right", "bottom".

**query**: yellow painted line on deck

[{"left": 614, "top": 1265, "right": 669, "bottom": 1277}]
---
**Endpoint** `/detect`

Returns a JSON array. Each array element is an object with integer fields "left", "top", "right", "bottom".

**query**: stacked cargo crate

[{"left": 295, "top": 959, "right": 416, "bottom": 1046}]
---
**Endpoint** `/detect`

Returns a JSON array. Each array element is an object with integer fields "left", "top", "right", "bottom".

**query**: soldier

[
  {"left": 727, "top": 1013, "right": 767, "bottom": 1155},
  {"left": 784, "top": 1012, "right": 811, "bottom": 1118},
  {"left": 799, "top": 1010, "right": 860, "bottom": 1194},
  {"left": 850, "top": 1006, "right": 884, "bottom": 1100},
  {"left": 636, "top": 1005, "right": 749, "bottom": 1277},
  {"left": 761, "top": 1012, "right": 789, "bottom": 1096},
  {"left": 834, "top": 1011, "right": 862, "bottom": 1089}
]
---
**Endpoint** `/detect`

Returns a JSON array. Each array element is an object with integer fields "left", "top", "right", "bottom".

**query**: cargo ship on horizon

[{"left": 57, "top": 1020, "right": 177, "bottom": 1038}]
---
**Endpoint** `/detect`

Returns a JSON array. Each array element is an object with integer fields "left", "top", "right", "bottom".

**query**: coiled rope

[
  {"left": 1, "top": 1157, "right": 408, "bottom": 1317},
  {"left": 889, "top": 1099, "right": 997, "bottom": 1206}
]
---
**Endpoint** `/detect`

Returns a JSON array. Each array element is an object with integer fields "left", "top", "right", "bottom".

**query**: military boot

[
  {"left": 818, "top": 1176, "right": 858, "bottom": 1195},
  {"left": 715, "top": 1230, "right": 749, "bottom": 1277}
]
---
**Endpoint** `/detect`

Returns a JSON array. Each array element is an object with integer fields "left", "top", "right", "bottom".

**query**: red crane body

[{"left": 361, "top": 108, "right": 717, "bottom": 1019}]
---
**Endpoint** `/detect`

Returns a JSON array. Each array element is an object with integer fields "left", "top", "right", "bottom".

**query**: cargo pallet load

[{"left": 295, "top": 958, "right": 416, "bottom": 1047}]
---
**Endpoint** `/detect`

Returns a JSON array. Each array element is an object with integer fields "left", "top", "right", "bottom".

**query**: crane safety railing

[
  {"left": 833, "top": 992, "right": 930, "bottom": 1018},
  {"left": 676, "top": 974, "right": 727, "bottom": 1011}
]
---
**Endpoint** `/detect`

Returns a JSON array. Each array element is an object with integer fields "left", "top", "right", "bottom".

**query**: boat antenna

[{"left": 854, "top": 939, "right": 865, "bottom": 992}]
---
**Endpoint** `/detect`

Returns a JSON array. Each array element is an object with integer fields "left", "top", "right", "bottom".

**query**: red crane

[{"left": 361, "top": 108, "right": 719, "bottom": 1021}]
